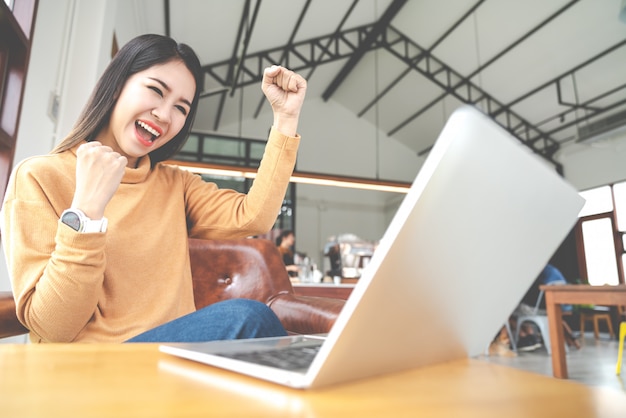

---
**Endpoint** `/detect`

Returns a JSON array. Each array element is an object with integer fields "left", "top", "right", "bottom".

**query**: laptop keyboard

[{"left": 216, "top": 343, "right": 322, "bottom": 372}]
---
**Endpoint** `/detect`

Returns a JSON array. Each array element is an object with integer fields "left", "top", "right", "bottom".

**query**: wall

[{"left": 13, "top": 0, "right": 116, "bottom": 165}]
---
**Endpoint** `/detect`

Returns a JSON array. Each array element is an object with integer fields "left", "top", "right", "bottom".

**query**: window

[{"left": 576, "top": 181, "right": 626, "bottom": 285}]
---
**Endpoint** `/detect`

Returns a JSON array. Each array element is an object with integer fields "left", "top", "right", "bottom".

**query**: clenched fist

[
  {"left": 71, "top": 141, "right": 127, "bottom": 219},
  {"left": 262, "top": 65, "right": 307, "bottom": 137}
]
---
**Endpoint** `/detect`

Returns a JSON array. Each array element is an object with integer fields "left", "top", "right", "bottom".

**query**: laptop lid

[{"left": 161, "top": 105, "right": 584, "bottom": 389}]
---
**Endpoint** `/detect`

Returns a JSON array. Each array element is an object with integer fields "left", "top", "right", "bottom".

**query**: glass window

[
  {"left": 174, "top": 132, "right": 266, "bottom": 166},
  {"left": 250, "top": 142, "right": 265, "bottom": 162},
  {"left": 180, "top": 134, "right": 199, "bottom": 153},
  {"left": 581, "top": 218, "right": 619, "bottom": 285},
  {"left": 613, "top": 181, "right": 626, "bottom": 231},
  {"left": 205, "top": 137, "right": 246, "bottom": 159},
  {"left": 578, "top": 186, "right": 613, "bottom": 217}
]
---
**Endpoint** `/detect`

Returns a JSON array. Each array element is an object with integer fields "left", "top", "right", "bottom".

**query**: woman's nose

[{"left": 150, "top": 106, "right": 170, "bottom": 123}]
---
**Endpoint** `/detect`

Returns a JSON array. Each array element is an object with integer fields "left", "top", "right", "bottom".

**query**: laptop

[{"left": 160, "top": 105, "right": 584, "bottom": 389}]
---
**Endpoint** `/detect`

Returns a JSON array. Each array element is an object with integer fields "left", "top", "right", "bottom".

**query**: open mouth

[{"left": 136, "top": 120, "right": 161, "bottom": 143}]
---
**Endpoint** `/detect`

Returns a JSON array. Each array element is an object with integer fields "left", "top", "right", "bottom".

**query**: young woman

[{"left": 1, "top": 34, "right": 307, "bottom": 343}]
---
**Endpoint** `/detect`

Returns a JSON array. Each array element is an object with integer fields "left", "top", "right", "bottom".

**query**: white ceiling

[{"left": 127, "top": 0, "right": 626, "bottom": 173}]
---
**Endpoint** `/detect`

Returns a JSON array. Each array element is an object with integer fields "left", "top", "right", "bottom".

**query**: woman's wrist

[{"left": 272, "top": 114, "right": 299, "bottom": 137}]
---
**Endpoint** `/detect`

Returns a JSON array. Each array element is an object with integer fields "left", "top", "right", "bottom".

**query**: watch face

[{"left": 61, "top": 211, "right": 81, "bottom": 231}]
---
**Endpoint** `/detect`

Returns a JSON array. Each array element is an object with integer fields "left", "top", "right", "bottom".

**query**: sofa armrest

[
  {"left": 269, "top": 294, "right": 346, "bottom": 335},
  {"left": 0, "top": 291, "right": 28, "bottom": 339}
]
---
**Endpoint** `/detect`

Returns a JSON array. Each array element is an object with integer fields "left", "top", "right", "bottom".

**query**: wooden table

[
  {"left": 2, "top": 344, "right": 626, "bottom": 417},
  {"left": 541, "top": 284, "right": 626, "bottom": 379}
]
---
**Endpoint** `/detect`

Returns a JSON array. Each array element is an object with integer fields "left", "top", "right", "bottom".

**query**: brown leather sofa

[{"left": 0, "top": 238, "right": 346, "bottom": 340}]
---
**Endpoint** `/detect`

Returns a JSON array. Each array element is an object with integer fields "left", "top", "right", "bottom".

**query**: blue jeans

[{"left": 126, "top": 298, "right": 287, "bottom": 343}]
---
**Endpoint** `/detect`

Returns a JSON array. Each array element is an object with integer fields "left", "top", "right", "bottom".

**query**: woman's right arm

[{"left": 1, "top": 158, "right": 109, "bottom": 342}]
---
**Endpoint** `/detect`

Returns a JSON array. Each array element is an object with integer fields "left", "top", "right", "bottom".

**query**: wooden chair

[
  {"left": 0, "top": 238, "right": 346, "bottom": 340},
  {"left": 579, "top": 306, "right": 615, "bottom": 340}
]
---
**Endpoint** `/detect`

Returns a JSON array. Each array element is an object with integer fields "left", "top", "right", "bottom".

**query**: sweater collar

[{"left": 122, "top": 156, "right": 151, "bottom": 184}]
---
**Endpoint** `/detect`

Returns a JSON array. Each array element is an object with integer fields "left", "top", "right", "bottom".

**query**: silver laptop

[{"left": 160, "top": 105, "right": 584, "bottom": 389}]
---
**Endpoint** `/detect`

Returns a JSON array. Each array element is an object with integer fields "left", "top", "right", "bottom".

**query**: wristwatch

[{"left": 60, "top": 208, "right": 108, "bottom": 233}]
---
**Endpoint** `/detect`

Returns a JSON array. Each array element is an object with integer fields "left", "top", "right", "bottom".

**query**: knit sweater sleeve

[
  {"left": 1, "top": 156, "right": 106, "bottom": 342},
  {"left": 184, "top": 127, "right": 300, "bottom": 239}
]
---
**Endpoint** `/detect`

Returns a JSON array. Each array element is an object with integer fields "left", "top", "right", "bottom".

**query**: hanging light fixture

[{"left": 164, "top": 161, "right": 411, "bottom": 193}]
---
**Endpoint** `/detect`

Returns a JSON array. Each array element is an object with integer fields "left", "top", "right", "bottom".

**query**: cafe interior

[{"left": 2, "top": 0, "right": 626, "bottom": 415}]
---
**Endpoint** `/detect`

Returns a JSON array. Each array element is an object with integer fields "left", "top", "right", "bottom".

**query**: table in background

[
  {"left": 2, "top": 344, "right": 626, "bottom": 417},
  {"left": 292, "top": 282, "right": 355, "bottom": 300},
  {"left": 540, "top": 284, "right": 626, "bottom": 379}
]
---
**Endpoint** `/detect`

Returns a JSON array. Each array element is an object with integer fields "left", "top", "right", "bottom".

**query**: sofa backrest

[{"left": 188, "top": 238, "right": 293, "bottom": 309}]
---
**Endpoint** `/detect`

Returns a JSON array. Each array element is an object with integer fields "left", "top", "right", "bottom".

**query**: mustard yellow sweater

[{"left": 1, "top": 128, "right": 299, "bottom": 343}]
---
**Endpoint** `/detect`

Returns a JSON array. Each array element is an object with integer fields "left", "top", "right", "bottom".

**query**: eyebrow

[{"left": 148, "top": 77, "right": 193, "bottom": 108}]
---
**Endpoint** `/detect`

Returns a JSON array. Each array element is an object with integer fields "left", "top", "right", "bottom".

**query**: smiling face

[{"left": 96, "top": 59, "right": 196, "bottom": 168}]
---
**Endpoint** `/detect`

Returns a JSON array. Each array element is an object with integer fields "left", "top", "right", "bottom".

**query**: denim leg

[{"left": 126, "top": 298, "right": 287, "bottom": 343}]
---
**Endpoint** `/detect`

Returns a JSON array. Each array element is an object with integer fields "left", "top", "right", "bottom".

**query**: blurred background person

[{"left": 276, "top": 230, "right": 299, "bottom": 277}]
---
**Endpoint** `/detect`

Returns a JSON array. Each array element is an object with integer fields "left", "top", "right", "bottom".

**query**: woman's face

[{"left": 98, "top": 60, "right": 196, "bottom": 167}]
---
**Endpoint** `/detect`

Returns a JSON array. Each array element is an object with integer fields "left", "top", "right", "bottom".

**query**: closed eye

[
  {"left": 149, "top": 85, "right": 163, "bottom": 96},
  {"left": 175, "top": 104, "right": 188, "bottom": 116},
  {"left": 147, "top": 79, "right": 190, "bottom": 116}
]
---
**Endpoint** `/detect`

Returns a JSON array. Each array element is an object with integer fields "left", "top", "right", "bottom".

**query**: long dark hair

[{"left": 52, "top": 34, "right": 202, "bottom": 166}]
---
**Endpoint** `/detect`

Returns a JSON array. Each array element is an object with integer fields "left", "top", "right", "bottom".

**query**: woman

[
  {"left": 276, "top": 230, "right": 300, "bottom": 277},
  {"left": 1, "top": 34, "right": 307, "bottom": 343}
]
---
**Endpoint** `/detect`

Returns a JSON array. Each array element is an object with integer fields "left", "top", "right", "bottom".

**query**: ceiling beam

[
  {"left": 230, "top": 0, "right": 262, "bottom": 95},
  {"left": 321, "top": 0, "right": 407, "bottom": 101},
  {"left": 467, "top": 0, "right": 579, "bottom": 82},
  {"left": 210, "top": 0, "right": 262, "bottom": 131},
  {"left": 252, "top": 0, "right": 312, "bottom": 118},
  {"left": 358, "top": 0, "right": 485, "bottom": 118},
  {"left": 382, "top": 1, "right": 578, "bottom": 164},
  {"left": 200, "top": 22, "right": 561, "bottom": 169},
  {"left": 498, "top": 39, "right": 626, "bottom": 145},
  {"left": 547, "top": 94, "right": 626, "bottom": 139},
  {"left": 302, "top": 0, "right": 359, "bottom": 79},
  {"left": 227, "top": 0, "right": 253, "bottom": 87},
  {"left": 533, "top": 81, "right": 626, "bottom": 138},
  {"left": 503, "top": 39, "right": 626, "bottom": 111},
  {"left": 201, "top": 23, "right": 378, "bottom": 88},
  {"left": 379, "top": 25, "right": 562, "bottom": 170},
  {"left": 163, "top": 0, "right": 170, "bottom": 37}
]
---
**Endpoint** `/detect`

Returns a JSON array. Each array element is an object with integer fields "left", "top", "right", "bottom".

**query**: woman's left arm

[{"left": 184, "top": 67, "right": 307, "bottom": 239}]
